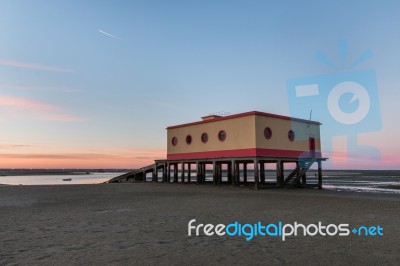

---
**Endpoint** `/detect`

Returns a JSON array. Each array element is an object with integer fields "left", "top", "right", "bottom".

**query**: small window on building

[
  {"left": 186, "top": 135, "right": 192, "bottom": 145},
  {"left": 201, "top": 133, "right": 208, "bottom": 143},
  {"left": 218, "top": 130, "right": 226, "bottom": 142},
  {"left": 288, "top": 130, "right": 295, "bottom": 142},
  {"left": 172, "top": 137, "right": 178, "bottom": 146},
  {"left": 264, "top": 127, "right": 272, "bottom": 139}
]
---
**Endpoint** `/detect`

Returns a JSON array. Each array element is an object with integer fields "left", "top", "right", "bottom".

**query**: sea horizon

[{"left": 1, "top": 169, "right": 399, "bottom": 195}]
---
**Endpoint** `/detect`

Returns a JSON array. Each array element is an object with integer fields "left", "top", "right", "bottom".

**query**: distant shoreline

[
  {"left": 1, "top": 170, "right": 399, "bottom": 195},
  {"left": 0, "top": 169, "right": 134, "bottom": 176}
]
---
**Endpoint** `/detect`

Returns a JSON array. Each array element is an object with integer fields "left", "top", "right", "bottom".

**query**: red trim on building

[
  {"left": 166, "top": 111, "right": 321, "bottom": 130},
  {"left": 167, "top": 148, "right": 322, "bottom": 160}
]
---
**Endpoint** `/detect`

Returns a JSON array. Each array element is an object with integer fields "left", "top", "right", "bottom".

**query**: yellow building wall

[
  {"left": 167, "top": 115, "right": 256, "bottom": 155},
  {"left": 255, "top": 115, "right": 321, "bottom": 152},
  {"left": 167, "top": 113, "right": 321, "bottom": 157}
]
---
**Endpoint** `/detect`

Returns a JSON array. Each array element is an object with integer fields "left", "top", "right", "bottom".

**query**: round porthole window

[
  {"left": 264, "top": 127, "right": 272, "bottom": 139},
  {"left": 218, "top": 130, "right": 226, "bottom": 142},
  {"left": 186, "top": 135, "right": 192, "bottom": 145},
  {"left": 201, "top": 133, "right": 208, "bottom": 143},
  {"left": 172, "top": 137, "right": 178, "bottom": 146},
  {"left": 288, "top": 130, "right": 295, "bottom": 142}
]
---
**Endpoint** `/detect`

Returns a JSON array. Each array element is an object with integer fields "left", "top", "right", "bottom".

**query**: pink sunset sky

[{"left": 1, "top": 1, "right": 399, "bottom": 169}]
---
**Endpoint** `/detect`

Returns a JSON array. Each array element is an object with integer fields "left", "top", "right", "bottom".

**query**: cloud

[
  {"left": 99, "top": 29, "right": 120, "bottom": 40},
  {"left": 0, "top": 144, "right": 30, "bottom": 149},
  {"left": 0, "top": 95, "right": 83, "bottom": 122},
  {"left": 0, "top": 95, "right": 53, "bottom": 110},
  {"left": 0, "top": 59, "right": 72, "bottom": 73}
]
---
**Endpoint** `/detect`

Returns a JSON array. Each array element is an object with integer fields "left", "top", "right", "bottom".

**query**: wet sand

[{"left": 0, "top": 183, "right": 399, "bottom": 265}]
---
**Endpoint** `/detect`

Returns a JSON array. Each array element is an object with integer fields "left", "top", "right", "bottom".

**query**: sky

[{"left": 0, "top": 0, "right": 399, "bottom": 169}]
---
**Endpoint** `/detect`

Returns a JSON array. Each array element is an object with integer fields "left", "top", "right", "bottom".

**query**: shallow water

[
  {"left": 0, "top": 172, "right": 127, "bottom": 186},
  {"left": 1, "top": 170, "right": 400, "bottom": 195},
  {"left": 199, "top": 170, "right": 400, "bottom": 195},
  {"left": 322, "top": 178, "right": 400, "bottom": 194}
]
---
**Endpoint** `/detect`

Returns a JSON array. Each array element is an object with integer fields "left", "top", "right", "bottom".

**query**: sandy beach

[{"left": 1, "top": 183, "right": 399, "bottom": 265}]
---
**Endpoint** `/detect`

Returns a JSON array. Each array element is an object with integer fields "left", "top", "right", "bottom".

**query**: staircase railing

[{"left": 284, "top": 159, "right": 316, "bottom": 186}]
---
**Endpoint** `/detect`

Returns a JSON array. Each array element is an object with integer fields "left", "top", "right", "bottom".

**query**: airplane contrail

[{"left": 98, "top": 29, "right": 120, "bottom": 39}]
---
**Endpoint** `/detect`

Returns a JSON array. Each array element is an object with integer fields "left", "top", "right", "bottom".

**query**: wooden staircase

[
  {"left": 284, "top": 159, "right": 315, "bottom": 186},
  {"left": 107, "top": 163, "right": 155, "bottom": 183}
]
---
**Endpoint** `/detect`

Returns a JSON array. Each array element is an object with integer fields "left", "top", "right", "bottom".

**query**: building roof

[{"left": 166, "top": 111, "right": 321, "bottom": 130}]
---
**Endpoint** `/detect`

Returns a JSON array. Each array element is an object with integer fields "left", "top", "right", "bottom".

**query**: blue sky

[{"left": 0, "top": 0, "right": 399, "bottom": 168}]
